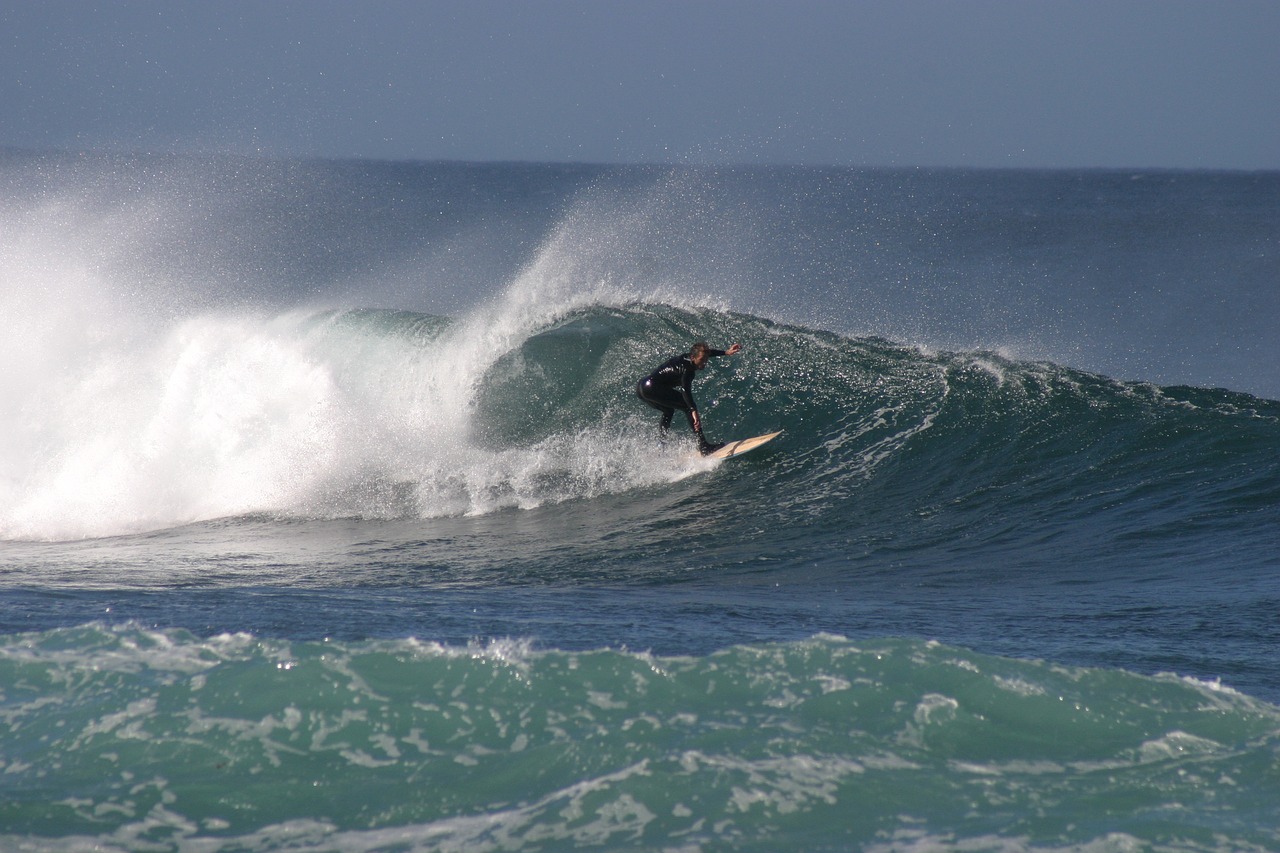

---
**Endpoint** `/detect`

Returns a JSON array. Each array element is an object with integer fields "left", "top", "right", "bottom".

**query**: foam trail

[{"left": 0, "top": 186, "right": 705, "bottom": 541}]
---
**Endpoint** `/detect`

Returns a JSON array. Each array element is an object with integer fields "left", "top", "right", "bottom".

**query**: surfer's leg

[
  {"left": 694, "top": 428, "right": 723, "bottom": 455},
  {"left": 658, "top": 409, "right": 674, "bottom": 435},
  {"left": 639, "top": 382, "right": 718, "bottom": 451},
  {"left": 638, "top": 381, "right": 679, "bottom": 439},
  {"left": 680, "top": 409, "right": 722, "bottom": 455}
]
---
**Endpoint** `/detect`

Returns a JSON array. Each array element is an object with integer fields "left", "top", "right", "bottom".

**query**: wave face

[
  {"left": 2, "top": 627, "right": 1278, "bottom": 852},
  {"left": 4, "top": 300, "right": 1278, "bottom": 569}
]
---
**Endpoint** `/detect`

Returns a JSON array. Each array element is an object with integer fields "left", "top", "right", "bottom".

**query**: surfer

[{"left": 636, "top": 341, "right": 742, "bottom": 455}]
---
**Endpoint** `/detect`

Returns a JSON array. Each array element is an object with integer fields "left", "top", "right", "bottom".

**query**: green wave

[
  {"left": 457, "top": 303, "right": 1280, "bottom": 574},
  {"left": 2, "top": 626, "right": 1277, "bottom": 850}
]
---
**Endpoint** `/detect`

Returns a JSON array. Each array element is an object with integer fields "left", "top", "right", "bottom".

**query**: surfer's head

[{"left": 690, "top": 341, "right": 712, "bottom": 369}]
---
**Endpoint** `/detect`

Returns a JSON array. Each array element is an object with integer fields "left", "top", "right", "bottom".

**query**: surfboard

[{"left": 707, "top": 430, "right": 783, "bottom": 460}]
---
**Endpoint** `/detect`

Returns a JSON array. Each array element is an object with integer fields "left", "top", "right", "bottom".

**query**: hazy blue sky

[{"left": 2, "top": 0, "right": 1277, "bottom": 169}]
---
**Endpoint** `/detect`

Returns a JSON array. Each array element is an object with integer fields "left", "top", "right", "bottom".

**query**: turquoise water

[{"left": 3, "top": 628, "right": 1278, "bottom": 851}]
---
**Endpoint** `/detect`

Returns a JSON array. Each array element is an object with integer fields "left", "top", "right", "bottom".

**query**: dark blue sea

[{"left": 2, "top": 150, "right": 1278, "bottom": 851}]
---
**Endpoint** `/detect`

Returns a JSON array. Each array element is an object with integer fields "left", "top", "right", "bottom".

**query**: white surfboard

[{"left": 707, "top": 430, "right": 783, "bottom": 460}]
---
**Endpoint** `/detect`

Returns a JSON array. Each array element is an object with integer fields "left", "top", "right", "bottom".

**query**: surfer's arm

[
  {"left": 679, "top": 363, "right": 702, "bottom": 429},
  {"left": 680, "top": 370, "right": 698, "bottom": 412},
  {"left": 706, "top": 343, "right": 742, "bottom": 358}
]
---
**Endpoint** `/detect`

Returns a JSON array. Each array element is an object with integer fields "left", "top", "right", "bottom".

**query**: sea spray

[
  {"left": 0, "top": 163, "right": 765, "bottom": 540},
  {"left": 0, "top": 303, "right": 706, "bottom": 539}
]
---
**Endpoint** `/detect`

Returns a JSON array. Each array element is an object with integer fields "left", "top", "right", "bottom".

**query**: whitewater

[{"left": 1, "top": 150, "right": 1278, "bottom": 851}]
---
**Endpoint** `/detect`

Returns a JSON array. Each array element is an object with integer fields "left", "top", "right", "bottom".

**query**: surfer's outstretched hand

[{"left": 726, "top": 343, "right": 742, "bottom": 356}]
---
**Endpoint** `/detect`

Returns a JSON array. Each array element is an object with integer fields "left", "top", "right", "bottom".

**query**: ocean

[{"left": 1, "top": 150, "right": 1277, "bottom": 851}]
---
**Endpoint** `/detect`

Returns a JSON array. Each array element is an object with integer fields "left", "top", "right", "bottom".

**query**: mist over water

[{"left": 0, "top": 157, "right": 748, "bottom": 539}]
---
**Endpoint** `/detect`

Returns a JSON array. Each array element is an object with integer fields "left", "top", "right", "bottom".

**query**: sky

[{"left": 2, "top": 0, "right": 1277, "bottom": 169}]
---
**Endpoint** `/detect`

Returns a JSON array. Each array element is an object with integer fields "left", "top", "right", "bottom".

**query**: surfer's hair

[{"left": 690, "top": 342, "right": 712, "bottom": 359}]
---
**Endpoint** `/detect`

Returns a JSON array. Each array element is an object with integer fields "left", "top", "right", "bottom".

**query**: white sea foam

[{"left": 0, "top": 185, "right": 721, "bottom": 541}]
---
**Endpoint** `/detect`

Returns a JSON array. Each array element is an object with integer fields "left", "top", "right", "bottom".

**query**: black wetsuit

[{"left": 635, "top": 349, "right": 727, "bottom": 452}]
